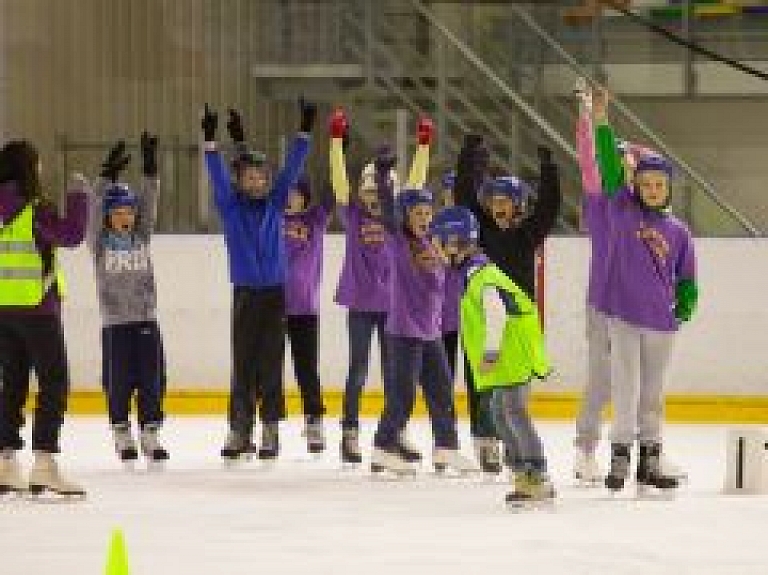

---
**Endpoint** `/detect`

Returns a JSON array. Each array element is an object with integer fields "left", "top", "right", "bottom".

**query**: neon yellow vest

[
  {"left": 0, "top": 203, "right": 66, "bottom": 307},
  {"left": 459, "top": 263, "right": 550, "bottom": 391}
]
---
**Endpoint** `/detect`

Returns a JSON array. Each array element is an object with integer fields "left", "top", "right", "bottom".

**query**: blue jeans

[
  {"left": 374, "top": 335, "right": 458, "bottom": 450},
  {"left": 490, "top": 386, "right": 546, "bottom": 473},
  {"left": 341, "top": 310, "right": 390, "bottom": 429}
]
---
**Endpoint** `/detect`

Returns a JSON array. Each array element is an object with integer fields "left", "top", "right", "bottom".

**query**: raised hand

[
  {"left": 329, "top": 107, "right": 349, "bottom": 139},
  {"left": 141, "top": 132, "right": 159, "bottom": 177},
  {"left": 226, "top": 109, "right": 245, "bottom": 144},
  {"left": 100, "top": 140, "right": 131, "bottom": 182},
  {"left": 299, "top": 96, "right": 317, "bottom": 134},
  {"left": 201, "top": 103, "right": 218, "bottom": 142},
  {"left": 417, "top": 117, "right": 434, "bottom": 146}
]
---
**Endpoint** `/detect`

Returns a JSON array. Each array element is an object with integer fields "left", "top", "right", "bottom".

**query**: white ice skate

[
  {"left": 303, "top": 416, "right": 325, "bottom": 455},
  {"left": 340, "top": 428, "right": 362, "bottom": 467},
  {"left": 397, "top": 429, "right": 422, "bottom": 463},
  {"left": 140, "top": 424, "right": 169, "bottom": 470},
  {"left": 473, "top": 437, "right": 503, "bottom": 475},
  {"left": 27, "top": 452, "right": 86, "bottom": 499},
  {"left": 574, "top": 449, "right": 603, "bottom": 487},
  {"left": 370, "top": 447, "right": 417, "bottom": 477},
  {"left": 112, "top": 423, "right": 139, "bottom": 469},
  {"left": 505, "top": 470, "right": 556, "bottom": 511},
  {"left": 0, "top": 449, "right": 27, "bottom": 495},
  {"left": 433, "top": 448, "right": 480, "bottom": 476}
]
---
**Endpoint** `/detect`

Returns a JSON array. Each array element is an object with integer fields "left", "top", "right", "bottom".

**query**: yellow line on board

[{"left": 25, "top": 390, "right": 768, "bottom": 424}]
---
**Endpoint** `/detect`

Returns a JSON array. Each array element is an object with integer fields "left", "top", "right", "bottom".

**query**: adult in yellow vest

[{"left": 0, "top": 140, "right": 89, "bottom": 497}]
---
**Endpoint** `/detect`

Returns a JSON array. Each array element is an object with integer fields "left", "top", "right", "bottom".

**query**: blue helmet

[
  {"left": 397, "top": 187, "right": 433, "bottom": 221},
  {"left": 430, "top": 206, "right": 478, "bottom": 244},
  {"left": 487, "top": 176, "right": 532, "bottom": 205},
  {"left": 441, "top": 170, "right": 456, "bottom": 190},
  {"left": 103, "top": 183, "right": 138, "bottom": 215},
  {"left": 635, "top": 153, "right": 675, "bottom": 178}
]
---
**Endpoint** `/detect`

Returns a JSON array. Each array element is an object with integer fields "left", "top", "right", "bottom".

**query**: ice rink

[{"left": 1, "top": 418, "right": 766, "bottom": 575}]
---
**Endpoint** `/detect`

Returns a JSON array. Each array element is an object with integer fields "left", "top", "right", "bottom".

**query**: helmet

[
  {"left": 635, "top": 154, "right": 675, "bottom": 178},
  {"left": 441, "top": 170, "right": 456, "bottom": 190},
  {"left": 430, "top": 206, "right": 478, "bottom": 244},
  {"left": 487, "top": 176, "right": 532, "bottom": 205},
  {"left": 103, "top": 183, "right": 138, "bottom": 215},
  {"left": 397, "top": 187, "right": 433, "bottom": 221}
]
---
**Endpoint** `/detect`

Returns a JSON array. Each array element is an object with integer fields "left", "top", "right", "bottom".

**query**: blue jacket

[{"left": 205, "top": 134, "right": 311, "bottom": 288}]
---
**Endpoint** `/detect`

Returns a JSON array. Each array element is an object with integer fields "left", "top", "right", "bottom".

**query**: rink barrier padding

[{"left": 24, "top": 390, "right": 768, "bottom": 423}]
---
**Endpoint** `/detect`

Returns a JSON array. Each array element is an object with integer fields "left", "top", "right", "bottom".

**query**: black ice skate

[
  {"left": 605, "top": 443, "right": 631, "bottom": 492},
  {"left": 636, "top": 442, "right": 679, "bottom": 494},
  {"left": 220, "top": 430, "right": 253, "bottom": 461},
  {"left": 258, "top": 423, "right": 279, "bottom": 460},
  {"left": 304, "top": 416, "right": 325, "bottom": 454},
  {"left": 341, "top": 427, "right": 362, "bottom": 465}
]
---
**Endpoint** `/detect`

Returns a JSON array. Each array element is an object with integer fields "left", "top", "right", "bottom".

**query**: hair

[{"left": 0, "top": 140, "right": 43, "bottom": 203}]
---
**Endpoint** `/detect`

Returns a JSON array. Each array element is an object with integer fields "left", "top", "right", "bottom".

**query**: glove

[
  {"left": 537, "top": 146, "right": 553, "bottom": 165},
  {"left": 202, "top": 103, "right": 218, "bottom": 142},
  {"left": 299, "top": 96, "right": 317, "bottom": 134},
  {"left": 100, "top": 140, "right": 131, "bottom": 182},
  {"left": 329, "top": 108, "right": 348, "bottom": 139},
  {"left": 374, "top": 145, "right": 397, "bottom": 174},
  {"left": 141, "top": 132, "right": 158, "bottom": 177},
  {"left": 463, "top": 133, "right": 485, "bottom": 152},
  {"left": 226, "top": 109, "right": 245, "bottom": 144},
  {"left": 417, "top": 117, "right": 434, "bottom": 146}
]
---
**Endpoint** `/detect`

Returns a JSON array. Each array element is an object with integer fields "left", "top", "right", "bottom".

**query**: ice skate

[
  {"left": 473, "top": 437, "right": 503, "bottom": 475},
  {"left": 140, "top": 423, "right": 169, "bottom": 469},
  {"left": 574, "top": 448, "right": 602, "bottom": 487},
  {"left": 27, "top": 453, "right": 86, "bottom": 499},
  {"left": 370, "top": 447, "right": 417, "bottom": 477},
  {"left": 220, "top": 430, "right": 253, "bottom": 464},
  {"left": 636, "top": 442, "right": 679, "bottom": 498},
  {"left": 303, "top": 416, "right": 325, "bottom": 455},
  {"left": 397, "top": 430, "right": 422, "bottom": 463},
  {"left": 0, "top": 449, "right": 27, "bottom": 495},
  {"left": 433, "top": 448, "right": 480, "bottom": 476},
  {"left": 605, "top": 443, "right": 631, "bottom": 493},
  {"left": 112, "top": 422, "right": 138, "bottom": 467},
  {"left": 340, "top": 427, "right": 362, "bottom": 466},
  {"left": 258, "top": 423, "right": 279, "bottom": 461},
  {"left": 505, "top": 470, "right": 556, "bottom": 510}
]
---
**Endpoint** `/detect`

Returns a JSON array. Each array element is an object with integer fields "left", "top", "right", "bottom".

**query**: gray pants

[
  {"left": 607, "top": 316, "right": 675, "bottom": 445},
  {"left": 574, "top": 306, "right": 612, "bottom": 452},
  {"left": 490, "top": 386, "right": 546, "bottom": 473}
]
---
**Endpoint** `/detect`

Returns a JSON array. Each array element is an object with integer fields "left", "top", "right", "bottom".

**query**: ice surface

[{"left": 1, "top": 419, "right": 766, "bottom": 575}]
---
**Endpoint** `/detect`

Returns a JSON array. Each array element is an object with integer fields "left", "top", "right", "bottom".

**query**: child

[
  {"left": 0, "top": 140, "right": 88, "bottom": 496},
  {"left": 431, "top": 205, "right": 553, "bottom": 505},
  {"left": 203, "top": 100, "right": 315, "bottom": 461},
  {"left": 454, "top": 138, "right": 561, "bottom": 472},
  {"left": 576, "top": 88, "right": 698, "bottom": 492},
  {"left": 329, "top": 108, "right": 431, "bottom": 464},
  {"left": 283, "top": 174, "right": 333, "bottom": 453},
  {"left": 88, "top": 136, "right": 169, "bottom": 466}
]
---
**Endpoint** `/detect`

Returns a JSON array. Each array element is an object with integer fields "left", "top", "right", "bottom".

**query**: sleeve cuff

[{"left": 203, "top": 141, "right": 218, "bottom": 152}]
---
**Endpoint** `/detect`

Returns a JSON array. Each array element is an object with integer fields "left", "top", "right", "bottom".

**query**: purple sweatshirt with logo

[
  {"left": 284, "top": 203, "right": 332, "bottom": 316},
  {"left": 386, "top": 233, "right": 446, "bottom": 341},
  {"left": 334, "top": 203, "right": 393, "bottom": 313},
  {"left": 0, "top": 181, "right": 88, "bottom": 316}
]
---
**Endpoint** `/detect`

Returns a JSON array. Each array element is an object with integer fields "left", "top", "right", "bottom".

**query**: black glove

[
  {"left": 100, "top": 140, "right": 131, "bottom": 182},
  {"left": 463, "top": 133, "right": 485, "bottom": 151},
  {"left": 537, "top": 145, "right": 553, "bottom": 165},
  {"left": 226, "top": 109, "right": 245, "bottom": 144},
  {"left": 202, "top": 103, "right": 218, "bottom": 142},
  {"left": 374, "top": 145, "right": 397, "bottom": 174},
  {"left": 299, "top": 96, "right": 317, "bottom": 134},
  {"left": 141, "top": 132, "right": 158, "bottom": 177}
]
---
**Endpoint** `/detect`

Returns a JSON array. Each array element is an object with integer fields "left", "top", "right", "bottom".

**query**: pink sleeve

[{"left": 576, "top": 113, "right": 601, "bottom": 196}]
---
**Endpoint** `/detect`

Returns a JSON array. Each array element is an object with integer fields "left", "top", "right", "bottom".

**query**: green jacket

[{"left": 459, "top": 262, "right": 550, "bottom": 391}]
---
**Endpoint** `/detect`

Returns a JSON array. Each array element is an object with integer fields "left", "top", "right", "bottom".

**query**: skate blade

[
  {"left": 370, "top": 463, "right": 417, "bottom": 480},
  {"left": 505, "top": 498, "right": 556, "bottom": 512},
  {"left": 0, "top": 485, "right": 28, "bottom": 500},
  {"left": 26, "top": 485, "right": 86, "bottom": 503},
  {"left": 635, "top": 484, "right": 676, "bottom": 501},
  {"left": 573, "top": 477, "right": 603, "bottom": 489},
  {"left": 145, "top": 459, "right": 167, "bottom": 473}
]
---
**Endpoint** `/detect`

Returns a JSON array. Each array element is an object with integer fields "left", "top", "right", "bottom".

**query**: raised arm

[
  {"left": 575, "top": 90, "right": 602, "bottom": 196},
  {"left": 454, "top": 133, "right": 487, "bottom": 216},
  {"left": 521, "top": 147, "right": 561, "bottom": 246},
  {"left": 137, "top": 132, "right": 160, "bottom": 237},
  {"left": 592, "top": 88, "right": 625, "bottom": 197},
  {"left": 329, "top": 108, "right": 351, "bottom": 205},
  {"left": 201, "top": 104, "right": 237, "bottom": 213},
  {"left": 88, "top": 140, "right": 131, "bottom": 248},
  {"left": 35, "top": 175, "right": 90, "bottom": 248},
  {"left": 270, "top": 97, "right": 315, "bottom": 212},
  {"left": 405, "top": 117, "right": 433, "bottom": 188}
]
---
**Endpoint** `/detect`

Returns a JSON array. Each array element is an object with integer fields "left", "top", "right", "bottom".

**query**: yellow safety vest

[{"left": 0, "top": 202, "right": 66, "bottom": 307}]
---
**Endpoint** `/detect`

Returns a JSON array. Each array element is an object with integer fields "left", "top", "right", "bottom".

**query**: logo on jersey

[{"left": 105, "top": 244, "right": 151, "bottom": 273}]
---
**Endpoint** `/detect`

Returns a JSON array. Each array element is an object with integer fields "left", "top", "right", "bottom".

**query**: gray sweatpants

[
  {"left": 574, "top": 306, "right": 612, "bottom": 452},
  {"left": 607, "top": 316, "right": 675, "bottom": 445},
  {"left": 490, "top": 386, "right": 546, "bottom": 473}
]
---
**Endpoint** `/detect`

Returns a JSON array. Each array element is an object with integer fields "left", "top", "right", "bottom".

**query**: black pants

[
  {"left": 230, "top": 286, "right": 286, "bottom": 434},
  {"left": 0, "top": 314, "right": 70, "bottom": 453},
  {"left": 102, "top": 320, "right": 166, "bottom": 427},
  {"left": 285, "top": 315, "right": 325, "bottom": 418},
  {"left": 442, "top": 331, "right": 497, "bottom": 439}
]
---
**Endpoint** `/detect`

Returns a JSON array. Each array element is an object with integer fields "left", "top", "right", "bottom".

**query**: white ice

[{"left": 1, "top": 419, "right": 766, "bottom": 575}]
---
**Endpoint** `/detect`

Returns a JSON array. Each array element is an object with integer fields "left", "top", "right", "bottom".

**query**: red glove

[
  {"left": 417, "top": 117, "right": 434, "bottom": 146},
  {"left": 329, "top": 108, "right": 348, "bottom": 139}
]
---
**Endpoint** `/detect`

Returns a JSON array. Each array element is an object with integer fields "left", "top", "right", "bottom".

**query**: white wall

[{"left": 59, "top": 235, "right": 768, "bottom": 396}]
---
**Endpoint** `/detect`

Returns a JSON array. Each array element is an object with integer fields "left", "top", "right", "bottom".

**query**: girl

[
  {"left": 576, "top": 87, "right": 698, "bottom": 492},
  {"left": 0, "top": 140, "right": 88, "bottom": 496},
  {"left": 88, "top": 136, "right": 169, "bottom": 466},
  {"left": 283, "top": 174, "right": 333, "bottom": 453}
]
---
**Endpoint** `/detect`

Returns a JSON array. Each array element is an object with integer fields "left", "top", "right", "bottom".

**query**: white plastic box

[{"left": 724, "top": 428, "right": 768, "bottom": 494}]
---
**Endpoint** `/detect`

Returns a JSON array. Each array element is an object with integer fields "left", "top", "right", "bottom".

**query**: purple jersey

[
  {"left": 441, "top": 265, "right": 464, "bottom": 334},
  {"left": 584, "top": 188, "right": 697, "bottom": 332},
  {"left": 284, "top": 204, "right": 331, "bottom": 316},
  {"left": 386, "top": 233, "right": 445, "bottom": 341},
  {"left": 334, "top": 203, "right": 393, "bottom": 312}
]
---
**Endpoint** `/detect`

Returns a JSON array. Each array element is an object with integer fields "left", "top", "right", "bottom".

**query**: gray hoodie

[{"left": 87, "top": 178, "right": 159, "bottom": 327}]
